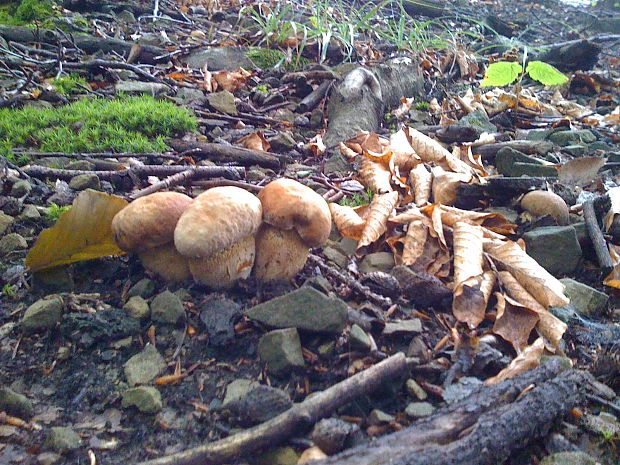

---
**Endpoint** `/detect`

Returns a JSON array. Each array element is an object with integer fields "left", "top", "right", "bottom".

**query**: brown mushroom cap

[
  {"left": 253, "top": 226, "right": 310, "bottom": 282},
  {"left": 257, "top": 178, "right": 332, "bottom": 248},
  {"left": 138, "top": 243, "right": 191, "bottom": 282},
  {"left": 174, "top": 186, "right": 262, "bottom": 258},
  {"left": 520, "top": 190, "right": 569, "bottom": 225},
  {"left": 112, "top": 192, "right": 193, "bottom": 253}
]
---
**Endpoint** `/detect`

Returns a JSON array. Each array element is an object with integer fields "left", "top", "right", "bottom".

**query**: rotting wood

[
  {"left": 583, "top": 198, "right": 614, "bottom": 273},
  {"left": 315, "top": 360, "right": 591, "bottom": 465},
  {"left": 137, "top": 353, "right": 408, "bottom": 465},
  {"left": 297, "top": 80, "right": 335, "bottom": 113},
  {"left": 166, "top": 139, "right": 288, "bottom": 169}
]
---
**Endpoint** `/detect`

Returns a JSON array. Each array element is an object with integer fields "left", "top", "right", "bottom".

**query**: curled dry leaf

[
  {"left": 358, "top": 157, "right": 393, "bottom": 194},
  {"left": 493, "top": 292, "right": 539, "bottom": 353},
  {"left": 441, "top": 152, "right": 476, "bottom": 177},
  {"left": 604, "top": 244, "right": 620, "bottom": 289},
  {"left": 358, "top": 191, "right": 400, "bottom": 251},
  {"left": 485, "top": 338, "right": 546, "bottom": 386},
  {"left": 558, "top": 157, "right": 605, "bottom": 188},
  {"left": 26, "top": 190, "right": 128, "bottom": 272},
  {"left": 422, "top": 204, "right": 516, "bottom": 235},
  {"left": 308, "top": 134, "right": 326, "bottom": 157},
  {"left": 213, "top": 68, "right": 252, "bottom": 92},
  {"left": 452, "top": 222, "right": 487, "bottom": 328},
  {"left": 498, "top": 271, "right": 567, "bottom": 350},
  {"left": 409, "top": 163, "right": 432, "bottom": 206},
  {"left": 404, "top": 127, "right": 451, "bottom": 162},
  {"left": 339, "top": 142, "right": 359, "bottom": 160},
  {"left": 403, "top": 219, "right": 428, "bottom": 266},
  {"left": 389, "top": 129, "right": 420, "bottom": 173},
  {"left": 604, "top": 186, "right": 620, "bottom": 231},
  {"left": 329, "top": 203, "right": 366, "bottom": 241},
  {"left": 483, "top": 240, "right": 569, "bottom": 308},
  {"left": 431, "top": 166, "right": 471, "bottom": 206},
  {"left": 238, "top": 132, "right": 270, "bottom": 152},
  {"left": 520, "top": 190, "right": 569, "bottom": 226},
  {"left": 390, "top": 205, "right": 428, "bottom": 225}
]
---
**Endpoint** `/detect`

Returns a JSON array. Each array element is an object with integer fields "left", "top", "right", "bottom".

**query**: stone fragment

[
  {"left": 45, "top": 427, "right": 82, "bottom": 453},
  {"left": 68, "top": 174, "right": 100, "bottom": 191},
  {"left": 0, "top": 233, "right": 27, "bottom": 256},
  {"left": 206, "top": 90, "right": 237, "bottom": 115},
  {"left": 10, "top": 180, "right": 32, "bottom": 197},
  {"left": 122, "top": 386, "right": 163, "bottom": 413},
  {"left": 258, "top": 328, "right": 305, "bottom": 376},
  {"left": 405, "top": 401, "right": 435, "bottom": 418},
  {"left": 560, "top": 278, "right": 608, "bottom": 317},
  {"left": 21, "top": 295, "right": 64, "bottom": 333},
  {"left": 0, "top": 387, "right": 33, "bottom": 418},
  {"left": 358, "top": 252, "right": 395, "bottom": 273},
  {"left": 127, "top": 278, "right": 155, "bottom": 298},
  {"left": 549, "top": 129, "right": 597, "bottom": 147},
  {"left": 123, "top": 296, "right": 151, "bottom": 320},
  {"left": 151, "top": 290, "right": 186, "bottom": 324},
  {"left": 383, "top": 319, "right": 422, "bottom": 336},
  {"left": 124, "top": 344, "right": 166, "bottom": 386},
  {"left": 522, "top": 226, "right": 582, "bottom": 276}
]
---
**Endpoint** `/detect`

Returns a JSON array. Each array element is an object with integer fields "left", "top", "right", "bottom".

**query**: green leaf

[
  {"left": 480, "top": 62, "right": 523, "bottom": 87},
  {"left": 525, "top": 61, "right": 568, "bottom": 86}
]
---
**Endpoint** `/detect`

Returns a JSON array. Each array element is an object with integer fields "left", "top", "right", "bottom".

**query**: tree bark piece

[
  {"left": 583, "top": 199, "right": 614, "bottom": 273},
  {"left": 137, "top": 353, "right": 408, "bottom": 465},
  {"left": 315, "top": 361, "right": 590, "bottom": 465},
  {"left": 166, "top": 139, "right": 288, "bottom": 169},
  {"left": 297, "top": 80, "right": 334, "bottom": 113}
]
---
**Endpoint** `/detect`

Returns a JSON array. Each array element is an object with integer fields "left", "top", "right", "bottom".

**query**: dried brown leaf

[
  {"left": 237, "top": 132, "right": 270, "bottom": 152},
  {"left": 388, "top": 129, "right": 420, "bottom": 173},
  {"left": 357, "top": 191, "right": 399, "bottom": 251},
  {"left": 403, "top": 219, "right": 429, "bottom": 266},
  {"left": 485, "top": 338, "right": 545, "bottom": 385},
  {"left": 558, "top": 157, "right": 605, "bottom": 187},
  {"left": 409, "top": 163, "right": 432, "bottom": 206},
  {"left": 431, "top": 166, "right": 471, "bottom": 206},
  {"left": 493, "top": 292, "right": 540, "bottom": 353},
  {"left": 483, "top": 240, "right": 569, "bottom": 308},
  {"left": 404, "top": 127, "right": 451, "bottom": 162},
  {"left": 329, "top": 203, "right": 366, "bottom": 241},
  {"left": 358, "top": 157, "right": 393, "bottom": 194}
]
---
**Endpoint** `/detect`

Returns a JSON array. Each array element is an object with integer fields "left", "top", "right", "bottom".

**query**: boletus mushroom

[
  {"left": 254, "top": 178, "right": 332, "bottom": 282},
  {"left": 112, "top": 192, "right": 193, "bottom": 282},
  {"left": 174, "top": 186, "right": 262, "bottom": 288}
]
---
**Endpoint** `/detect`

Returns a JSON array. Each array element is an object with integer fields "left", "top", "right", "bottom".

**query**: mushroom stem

[
  {"left": 254, "top": 225, "right": 310, "bottom": 282},
  {"left": 138, "top": 243, "right": 190, "bottom": 283}
]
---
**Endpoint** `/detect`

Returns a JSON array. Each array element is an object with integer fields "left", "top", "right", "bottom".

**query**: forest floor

[{"left": 0, "top": 1, "right": 620, "bottom": 465}]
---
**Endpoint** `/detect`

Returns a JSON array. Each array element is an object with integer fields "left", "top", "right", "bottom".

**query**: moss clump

[
  {"left": 0, "top": 0, "right": 57, "bottom": 26},
  {"left": 246, "top": 47, "right": 309, "bottom": 71},
  {"left": 51, "top": 74, "right": 90, "bottom": 96},
  {"left": 0, "top": 95, "right": 198, "bottom": 157},
  {"left": 45, "top": 203, "right": 71, "bottom": 222}
]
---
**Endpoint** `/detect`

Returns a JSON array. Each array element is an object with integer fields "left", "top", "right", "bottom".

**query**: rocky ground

[{"left": 1, "top": 0, "right": 620, "bottom": 465}]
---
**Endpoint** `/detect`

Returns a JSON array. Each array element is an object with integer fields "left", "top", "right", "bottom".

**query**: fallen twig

[
  {"left": 129, "top": 169, "right": 197, "bottom": 200},
  {"left": 138, "top": 353, "right": 407, "bottom": 465},
  {"left": 583, "top": 198, "right": 613, "bottom": 273}
]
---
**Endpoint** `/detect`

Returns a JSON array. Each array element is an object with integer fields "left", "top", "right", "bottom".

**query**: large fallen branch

[
  {"left": 138, "top": 353, "right": 408, "bottom": 465},
  {"left": 316, "top": 360, "right": 591, "bottom": 465}
]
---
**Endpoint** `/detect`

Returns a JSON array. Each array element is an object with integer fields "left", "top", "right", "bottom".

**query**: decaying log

[
  {"left": 324, "top": 58, "right": 423, "bottom": 147},
  {"left": 475, "top": 140, "right": 554, "bottom": 161},
  {"left": 166, "top": 139, "right": 288, "bottom": 169},
  {"left": 316, "top": 360, "right": 591, "bottom": 465},
  {"left": 297, "top": 80, "right": 335, "bottom": 113},
  {"left": 137, "top": 353, "right": 408, "bottom": 465},
  {"left": 533, "top": 39, "right": 604, "bottom": 72},
  {"left": 456, "top": 177, "right": 548, "bottom": 208},
  {"left": 0, "top": 25, "right": 165, "bottom": 64}
]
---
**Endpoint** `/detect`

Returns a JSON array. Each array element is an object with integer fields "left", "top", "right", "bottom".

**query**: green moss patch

[
  {"left": 0, "top": 96, "right": 197, "bottom": 158},
  {"left": 0, "top": 0, "right": 58, "bottom": 26},
  {"left": 51, "top": 74, "right": 90, "bottom": 96},
  {"left": 246, "top": 47, "right": 309, "bottom": 71}
]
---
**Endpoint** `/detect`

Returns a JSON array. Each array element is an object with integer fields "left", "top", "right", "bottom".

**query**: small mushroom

[
  {"left": 254, "top": 178, "right": 332, "bottom": 282},
  {"left": 112, "top": 192, "right": 193, "bottom": 282},
  {"left": 520, "top": 190, "right": 569, "bottom": 225},
  {"left": 174, "top": 186, "right": 262, "bottom": 288}
]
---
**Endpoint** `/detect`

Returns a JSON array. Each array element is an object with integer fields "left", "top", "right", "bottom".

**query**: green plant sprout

[
  {"left": 339, "top": 188, "right": 375, "bottom": 207},
  {"left": 46, "top": 203, "right": 71, "bottom": 222},
  {"left": 2, "top": 283, "right": 16, "bottom": 298},
  {"left": 481, "top": 60, "right": 568, "bottom": 87}
]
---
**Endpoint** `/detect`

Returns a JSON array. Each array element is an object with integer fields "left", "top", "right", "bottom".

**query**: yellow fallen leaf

[
  {"left": 498, "top": 271, "right": 566, "bottom": 350},
  {"left": 409, "top": 163, "right": 432, "bottom": 206},
  {"left": 452, "top": 222, "right": 487, "bottom": 328},
  {"left": 358, "top": 157, "right": 393, "bottom": 194},
  {"left": 329, "top": 203, "right": 366, "bottom": 240},
  {"left": 493, "top": 292, "right": 539, "bottom": 353},
  {"left": 26, "top": 190, "right": 128, "bottom": 272},
  {"left": 485, "top": 338, "right": 545, "bottom": 385},
  {"left": 604, "top": 244, "right": 620, "bottom": 289},
  {"left": 357, "top": 191, "right": 399, "bottom": 252},
  {"left": 404, "top": 127, "right": 451, "bottom": 162},
  {"left": 483, "top": 240, "right": 569, "bottom": 308}
]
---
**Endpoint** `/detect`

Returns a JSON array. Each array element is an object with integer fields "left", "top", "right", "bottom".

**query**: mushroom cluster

[{"left": 111, "top": 179, "right": 332, "bottom": 288}]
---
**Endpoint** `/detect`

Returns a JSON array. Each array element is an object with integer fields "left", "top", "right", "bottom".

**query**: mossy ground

[
  {"left": 0, "top": 0, "right": 58, "bottom": 27},
  {"left": 0, "top": 96, "right": 197, "bottom": 161},
  {"left": 246, "top": 47, "right": 309, "bottom": 71},
  {"left": 51, "top": 74, "right": 90, "bottom": 96}
]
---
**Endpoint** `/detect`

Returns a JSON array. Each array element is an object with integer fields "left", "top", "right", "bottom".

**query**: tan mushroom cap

[
  {"left": 253, "top": 226, "right": 310, "bottom": 282},
  {"left": 521, "top": 190, "right": 569, "bottom": 226},
  {"left": 138, "top": 243, "right": 191, "bottom": 282},
  {"left": 174, "top": 186, "right": 262, "bottom": 258},
  {"left": 112, "top": 192, "right": 193, "bottom": 253},
  {"left": 258, "top": 178, "right": 332, "bottom": 248}
]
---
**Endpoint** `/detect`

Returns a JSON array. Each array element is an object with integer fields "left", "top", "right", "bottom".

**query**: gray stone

[
  {"left": 123, "top": 296, "right": 150, "bottom": 320},
  {"left": 549, "top": 129, "right": 597, "bottom": 147},
  {"left": 405, "top": 401, "right": 435, "bottom": 418},
  {"left": 0, "top": 233, "right": 27, "bottom": 256},
  {"left": 560, "top": 278, "right": 608, "bottom": 317},
  {"left": 525, "top": 128, "right": 562, "bottom": 141},
  {"left": 359, "top": 252, "right": 395, "bottom": 273},
  {"left": 151, "top": 290, "right": 186, "bottom": 324},
  {"left": 405, "top": 379, "right": 427, "bottom": 400},
  {"left": 483, "top": 206, "right": 519, "bottom": 224},
  {"left": 0, "top": 387, "right": 33, "bottom": 418},
  {"left": 124, "top": 344, "right": 166, "bottom": 386},
  {"left": 65, "top": 160, "right": 95, "bottom": 171},
  {"left": 0, "top": 212, "right": 13, "bottom": 235},
  {"left": 323, "top": 245, "right": 348, "bottom": 268},
  {"left": 127, "top": 278, "right": 155, "bottom": 298},
  {"left": 222, "top": 379, "right": 260, "bottom": 408},
  {"left": 21, "top": 295, "right": 64, "bottom": 333},
  {"left": 117, "top": 9, "right": 136, "bottom": 23},
  {"left": 69, "top": 174, "right": 100, "bottom": 191},
  {"left": 182, "top": 46, "right": 253, "bottom": 71},
  {"left": 349, "top": 324, "right": 371, "bottom": 352},
  {"left": 496, "top": 148, "right": 557, "bottom": 177},
  {"left": 223, "top": 385, "right": 292, "bottom": 425},
  {"left": 45, "top": 426, "right": 82, "bottom": 453},
  {"left": 122, "top": 386, "right": 163, "bottom": 413},
  {"left": 32, "top": 267, "right": 74, "bottom": 294},
  {"left": 268, "top": 132, "right": 296, "bottom": 152},
  {"left": 303, "top": 276, "right": 333, "bottom": 295},
  {"left": 10, "top": 180, "right": 32, "bottom": 197},
  {"left": 20, "top": 205, "right": 41, "bottom": 221},
  {"left": 258, "top": 328, "right": 305, "bottom": 376},
  {"left": 37, "top": 452, "right": 62, "bottom": 465},
  {"left": 459, "top": 109, "right": 496, "bottom": 133},
  {"left": 174, "top": 87, "right": 205, "bottom": 105},
  {"left": 383, "top": 319, "right": 422, "bottom": 336},
  {"left": 562, "top": 144, "right": 588, "bottom": 157},
  {"left": 206, "top": 90, "right": 237, "bottom": 115},
  {"left": 115, "top": 81, "right": 170, "bottom": 95},
  {"left": 583, "top": 411, "right": 620, "bottom": 436},
  {"left": 368, "top": 409, "right": 395, "bottom": 425},
  {"left": 522, "top": 226, "right": 582, "bottom": 276},
  {"left": 540, "top": 452, "right": 597, "bottom": 465},
  {"left": 246, "top": 286, "right": 348, "bottom": 334},
  {"left": 256, "top": 447, "right": 299, "bottom": 465}
]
